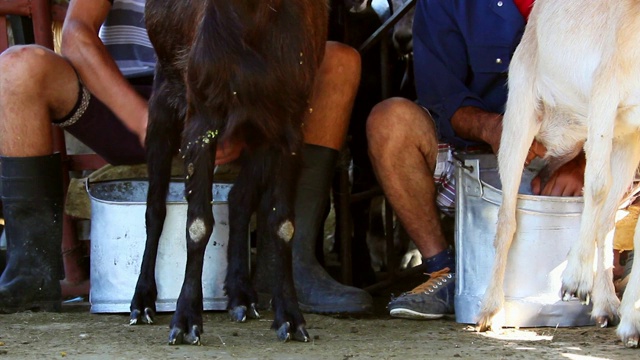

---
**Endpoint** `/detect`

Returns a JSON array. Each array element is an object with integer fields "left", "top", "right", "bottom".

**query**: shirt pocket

[{"left": 468, "top": 45, "right": 511, "bottom": 74}]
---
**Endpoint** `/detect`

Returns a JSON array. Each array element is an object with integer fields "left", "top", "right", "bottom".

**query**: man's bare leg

[
  {"left": 288, "top": 41, "right": 373, "bottom": 313},
  {"left": 367, "top": 97, "right": 448, "bottom": 257},
  {"left": 0, "top": 45, "right": 80, "bottom": 312},
  {"left": 367, "top": 97, "right": 455, "bottom": 319},
  {"left": 302, "top": 41, "right": 359, "bottom": 150},
  {"left": 0, "top": 46, "right": 80, "bottom": 156}
]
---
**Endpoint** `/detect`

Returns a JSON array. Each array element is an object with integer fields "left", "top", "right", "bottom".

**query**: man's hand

[
  {"left": 531, "top": 152, "right": 585, "bottom": 196},
  {"left": 215, "top": 136, "right": 245, "bottom": 165}
]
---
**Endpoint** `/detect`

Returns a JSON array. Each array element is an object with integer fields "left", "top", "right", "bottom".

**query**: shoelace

[{"left": 406, "top": 267, "right": 453, "bottom": 295}]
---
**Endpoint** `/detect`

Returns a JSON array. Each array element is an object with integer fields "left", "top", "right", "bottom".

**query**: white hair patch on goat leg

[
  {"left": 188, "top": 218, "right": 207, "bottom": 243},
  {"left": 278, "top": 220, "right": 295, "bottom": 242}
]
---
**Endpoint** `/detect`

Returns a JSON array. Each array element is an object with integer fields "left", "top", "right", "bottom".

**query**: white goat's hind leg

[
  {"left": 617, "top": 215, "right": 640, "bottom": 347},
  {"left": 476, "top": 24, "right": 541, "bottom": 332},
  {"left": 590, "top": 137, "right": 640, "bottom": 327},
  {"left": 562, "top": 71, "right": 620, "bottom": 305},
  {"left": 614, "top": 136, "right": 640, "bottom": 345},
  {"left": 590, "top": 226, "right": 620, "bottom": 328}
]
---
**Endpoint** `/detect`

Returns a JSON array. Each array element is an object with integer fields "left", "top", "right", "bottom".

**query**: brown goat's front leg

[
  {"left": 130, "top": 73, "right": 183, "bottom": 325},
  {"left": 168, "top": 118, "right": 217, "bottom": 345}
]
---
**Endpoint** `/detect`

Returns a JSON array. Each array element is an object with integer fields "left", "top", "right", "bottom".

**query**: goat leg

[
  {"left": 225, "top": 155, "right": 261, "bottom": 324},
  {"left": 130, "top": 73, "right": 182, "bottom": 326},
  {"left": 259, "top": 149, "right": 307, "bottom": 342},
  {"left": 618, "top": 215, "right": 640, "bottom": 347},
  {"left": 167, "top": 117, "right": 217, "bottom": 345},
  {"left": 476, "top": 20, "right": 541, "bottom": 331},
  {"left": 590, "top": 137, "right": 640, "bottom": 329}
]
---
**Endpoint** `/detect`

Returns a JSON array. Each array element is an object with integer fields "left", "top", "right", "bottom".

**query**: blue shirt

[{"left": 414, "top": 0, "right": 526, "bottom": 147}]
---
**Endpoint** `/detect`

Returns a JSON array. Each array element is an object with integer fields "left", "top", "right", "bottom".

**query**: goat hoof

[
  {"left": 129, "top": 307, "right": 155, "bottom": 325},
  {"left": 168, "top": 325, "right": 201, "bottom": 345},
  {"left": 276, "top": 322, "right": 292, "bottom": 342},
  {"left": 561, "top": 290, "right": 589, "bottom": 304},
  {"left": 229, "top": 306, "right": 247, "bottom": 322},
  {"left": 248, "top": 303, "right": 260, "bottom": 319},
  {"left": 274, "top": 322, "right": 309, "bottom": 342},
  {"left": 129, "top": 310, "right": 140, "bottom": 325},
  {"left": 624, "top": 335, "right": 639, "bottom": 348},
  {"left": 598, "top": 314, "right": 619, "bottom": 328},
  {"left": 293, "top": 325, "right": 310, "bottom": 342},
  {"left": 184, "top": 325, "right": 202, "bottom": 345},
  {"left": 596, "top": 316, "right": 609, "bottom": 328},
  {"left": 168, "top": 327, "right": 184, "bottom": 345},
  {"left": 476, "top": 324, "right": 488, "bottom": 333},
  {"left": 475, "top": 318, "right": 490, "bottom": 333},
  {"left": 476, "top": 321, "right": 503, "bottom": 333}
]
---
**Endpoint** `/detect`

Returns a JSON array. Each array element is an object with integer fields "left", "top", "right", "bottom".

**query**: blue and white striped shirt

[{"left": 101, "top": 0, "right": 155, "bottom": 77}]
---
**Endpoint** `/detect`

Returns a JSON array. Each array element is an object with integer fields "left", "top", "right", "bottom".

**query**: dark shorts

[{"left": 52, "top": 75, "right": 153, "bottom": 166}]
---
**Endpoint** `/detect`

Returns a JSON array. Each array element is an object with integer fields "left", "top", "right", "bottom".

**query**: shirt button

[
  {"left": 497, "top": 1, "right": 503, "bottom": 6},
  {"left": 495, "top": 58, "right": 502, "bottom": 64}
]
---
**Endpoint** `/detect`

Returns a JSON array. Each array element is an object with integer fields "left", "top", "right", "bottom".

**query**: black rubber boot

[
  {"left": 290, "top": 144, "right": 373, "bottom": 314},
  {"left": 0, "top": 154, "right": 64, "bottom": 313}
]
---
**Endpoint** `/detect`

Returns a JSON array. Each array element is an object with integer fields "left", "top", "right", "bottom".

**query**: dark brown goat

[{"left": 128, "top": 0, "right": 328, "bottom": 344}]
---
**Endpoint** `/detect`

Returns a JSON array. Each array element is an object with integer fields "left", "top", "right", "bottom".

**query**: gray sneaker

[{"left": 388, "top": 267, "right": 455, "bottom": 320}]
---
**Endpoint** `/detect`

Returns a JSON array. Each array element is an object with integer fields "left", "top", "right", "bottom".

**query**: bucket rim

[
  {"left": 480, "top": 180, "right": 585, "bottom": 204},
  {"left": 86, "top": 178, "right": 234, "bottom": 205}
]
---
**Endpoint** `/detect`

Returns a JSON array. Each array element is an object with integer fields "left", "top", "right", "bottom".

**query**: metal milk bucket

[
  {"left": 87, "top": 180, "right": 236, "bottom": 313},
  {"left": 454, "top": 153, "right": 594, "bottom": 327}
]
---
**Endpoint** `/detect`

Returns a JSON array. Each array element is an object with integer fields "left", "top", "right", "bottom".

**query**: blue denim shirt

[{"left": 414, "top": 0, "right": 527, "bottom": 147}]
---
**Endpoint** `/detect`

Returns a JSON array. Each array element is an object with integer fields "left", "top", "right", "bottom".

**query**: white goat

[{"left": 476, "top": 0, "right": 640, "bottom": 348}]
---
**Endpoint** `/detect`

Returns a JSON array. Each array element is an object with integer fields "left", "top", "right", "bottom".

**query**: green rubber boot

[{"left": 0, "top": 154, "right": 64, "bottom": 313}]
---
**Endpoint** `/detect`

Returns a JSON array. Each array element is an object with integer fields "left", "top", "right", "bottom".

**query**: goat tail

[{"left": 187, "top": 1, "right": 239, "bottom": 100}]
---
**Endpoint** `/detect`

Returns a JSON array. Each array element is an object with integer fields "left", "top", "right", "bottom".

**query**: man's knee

[
  {"left": 321, "top": 41, "right": 361, "bottom": 88},
  {"left": 367, "top": 97, "right": 438, "bottom": 151},
  {"left": 367, "top": 97, "right": 419, "bottom": 136},
  {"left": 0, "top": 45, "right": 61, "bottom": 92}
]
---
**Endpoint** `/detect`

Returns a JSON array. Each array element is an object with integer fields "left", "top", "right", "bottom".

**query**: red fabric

[{"left": 513, "top": 0, "right": 534, "bottom": 21}]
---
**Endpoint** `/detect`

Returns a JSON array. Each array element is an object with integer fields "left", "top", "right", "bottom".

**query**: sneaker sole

[{"left": 389, "top": 308, "right": 447, "bottom": 320}]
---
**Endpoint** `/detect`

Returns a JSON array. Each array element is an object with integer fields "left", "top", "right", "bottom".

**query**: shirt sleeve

[{"left": 413, "top": 0, "right": 488, "bottom": 147}]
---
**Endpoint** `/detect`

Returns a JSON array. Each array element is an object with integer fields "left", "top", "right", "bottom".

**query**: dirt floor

[
  {"left": 1, "top": 198, "right": 637, "bottom": 359},
  {"left": 0, "top": 290, "right": 637, "bottom": 360}
]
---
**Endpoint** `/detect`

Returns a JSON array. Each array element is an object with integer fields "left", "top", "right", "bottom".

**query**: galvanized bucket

[
  {"left": 87, "top": 180, "right": 235, "bottom": 313},
  {"left": 454, "top": 153, "right": 594, "bottom": 327}
]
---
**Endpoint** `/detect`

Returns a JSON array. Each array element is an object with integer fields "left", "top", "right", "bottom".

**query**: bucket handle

[{"left": 456, "top": 158, "right": 484, "bottom": 198}]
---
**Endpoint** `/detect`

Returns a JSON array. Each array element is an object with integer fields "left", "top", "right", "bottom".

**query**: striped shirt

[{"left": 101, "top": 0, "right": 155, "bottom": 76}]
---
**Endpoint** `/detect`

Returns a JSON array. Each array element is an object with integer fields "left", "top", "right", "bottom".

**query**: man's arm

[
  {"left": 450, "top": 106, "right": 503, "bottom": 153},
  {"left": 60, "top": 0, "right": 148, "bottom": 143}
]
